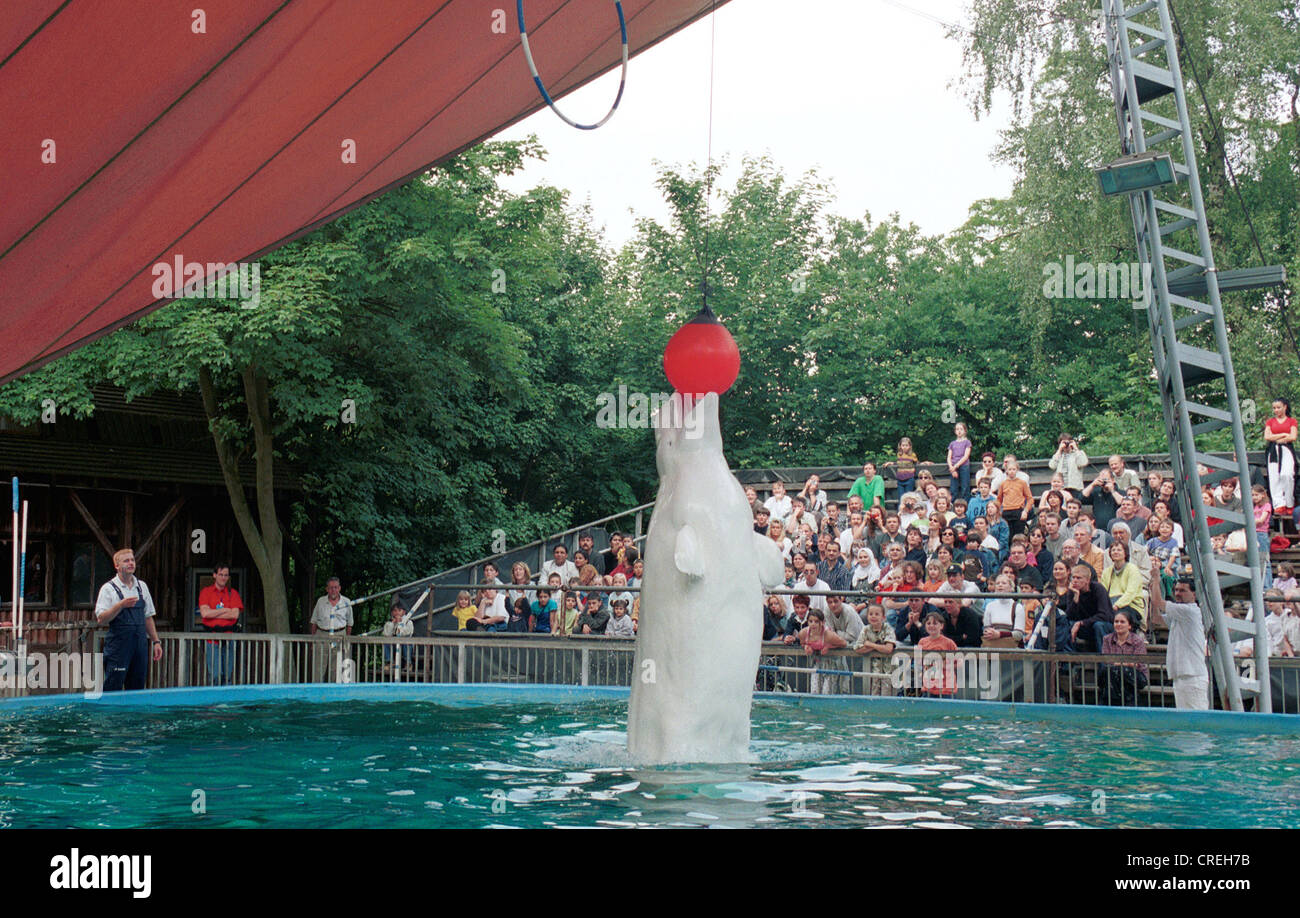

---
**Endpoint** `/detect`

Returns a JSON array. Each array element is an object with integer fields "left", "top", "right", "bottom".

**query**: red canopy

[{"left": 0, "top": 0, "right": 720, "bottom": 384}]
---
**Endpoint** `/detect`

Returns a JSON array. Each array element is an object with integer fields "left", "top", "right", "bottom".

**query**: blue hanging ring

[{"left": 517, "top": 0, "right": 628, "bottom": 130}]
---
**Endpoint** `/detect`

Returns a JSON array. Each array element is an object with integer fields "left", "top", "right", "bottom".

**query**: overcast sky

[{"left": 497, "top": 0, "right": 1016, "bottom": 249}]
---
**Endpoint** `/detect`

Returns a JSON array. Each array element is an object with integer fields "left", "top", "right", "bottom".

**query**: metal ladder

[{"left": 1101, "top": 0, "right": 1270, "bottom": 710}]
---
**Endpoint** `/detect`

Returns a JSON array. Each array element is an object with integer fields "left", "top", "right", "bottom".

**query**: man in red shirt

[{"left": 198, "top": 564, "right": 244, "bottom": 685}]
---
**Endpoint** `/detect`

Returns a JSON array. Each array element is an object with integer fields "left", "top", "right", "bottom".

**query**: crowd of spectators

[
  {"left": 755, "top": 427, "right": 1295, "bottom": 660},
  {"left": 458, "top": 532, "right": 644, "bottom": 636},
  {"left": 440, "top": 422, "right": 1299, "bottom": 706}
]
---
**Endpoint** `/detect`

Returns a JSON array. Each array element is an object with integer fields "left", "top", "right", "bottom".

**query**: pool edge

[{"left": 0, "top": 683, "right": 1295, "bottom": 735}]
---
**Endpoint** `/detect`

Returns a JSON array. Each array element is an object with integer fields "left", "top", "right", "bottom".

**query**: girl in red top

[
  {"left": 1265, "top": 398, "right": 1297, "bottom": 522},
  {"left": 917, "top": 610, "right": 959, "bottom": 696}
]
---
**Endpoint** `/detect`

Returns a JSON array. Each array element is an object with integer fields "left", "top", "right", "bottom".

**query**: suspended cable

[{"left": 700, "top": 0, "right": 717, "bottom": 314}]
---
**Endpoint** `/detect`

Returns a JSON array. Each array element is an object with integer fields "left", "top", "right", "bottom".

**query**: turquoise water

[{"left": 1, "top": 697, "right": 1297, "bottom": 828}]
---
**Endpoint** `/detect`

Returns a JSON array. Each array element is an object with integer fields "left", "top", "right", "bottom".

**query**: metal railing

[
  {"left": 350, "top": 450, "right": 1273, "bottom": 634},
  {"left": 36, "top": 631, "right": 1293, "bottom": 713},
  {"left": 352, "top": 502, "right": 655, "bottom": 633}
]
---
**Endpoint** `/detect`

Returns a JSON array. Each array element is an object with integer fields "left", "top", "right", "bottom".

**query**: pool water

[{"left": 1, "top": 696, "right": 1297, "bottom": 828}]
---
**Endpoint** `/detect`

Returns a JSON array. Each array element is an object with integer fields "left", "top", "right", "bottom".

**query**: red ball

[{"left": 663, "top": 310, "right": 740, "bottom": 397}]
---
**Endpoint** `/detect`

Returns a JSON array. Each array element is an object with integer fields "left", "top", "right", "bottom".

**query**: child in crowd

[
  {"left": 452, "top": 591, "right": 476, "bottom": 630},
  {"left": 1252, "top": 484, "right": 1273, "bottom": 588},
  {"left": 917, "top": 610, "right": 959, "bottom": 697},
  {"left": 382, "top": 599, "right": 414, "bottom": 671},
  {"left": 947, "top": 422, "right": 972, "bottom": 501},
  {"left": 529, "top": 588, "right": 557, "bottom": 634},
  {"left": 1146, "top": 518, "right": 1180, "bottom": 567},
  {"left": 555, "top": 591, "right": 581, "bottom": 636},
  {"left": 506, "top": 596, "right": 532, "bottom": 632},
  {"left": 886, "top": 437, "right": 920, "bottom": 501},
  {"left": 1274, "top": 562, "right": 1298, "bottom": 593},
  {"left": 574, "top": 594, "right": 610, "bottom": 635},
  {"left": 921, "top": 560, "right": 945, "bottom": 594},
  {"left": 950, "top": 500, "right": 971, "bottom": 540},
  {"left": 609, "top": 572, "right": 634, "bottom": 609},
  {"left": 611, "top": 546, "right": 637, "bottom": 579},
  {"left": 799, "top": 609, "right": 848, "bottom": 695},
  {"left": 1017, "top": 574, "right": 1042, "bottom": 639},
  {"left": 607, "top": 598, "right": 635, "bottom": 637},
  {"left": 852, "top": 604, "right": 896, "bottom": 696}
]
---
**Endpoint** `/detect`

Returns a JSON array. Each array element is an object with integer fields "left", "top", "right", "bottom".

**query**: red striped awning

[{"left": 0, "top": 0, "right": 720, "bottom": 384}]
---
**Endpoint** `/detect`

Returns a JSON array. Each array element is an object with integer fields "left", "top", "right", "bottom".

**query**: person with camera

[
  {"left": 1082, "top": 468, "right": 1122, "bottom": 535},
  {"left": 1049, "top": 433, "right": 1089, "bottom": 492}
]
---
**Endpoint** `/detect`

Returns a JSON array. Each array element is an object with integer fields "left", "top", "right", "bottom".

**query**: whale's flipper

[
  {"left": 674, "top": 524, "right": 705, "bottom": 578},
  {"left": 752, "top": 531, "right": 786, "bottom": 588}
]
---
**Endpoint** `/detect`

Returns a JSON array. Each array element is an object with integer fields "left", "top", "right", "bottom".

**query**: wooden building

[{"left": 0, "top": 386, "right": 307, "bottom": 646}]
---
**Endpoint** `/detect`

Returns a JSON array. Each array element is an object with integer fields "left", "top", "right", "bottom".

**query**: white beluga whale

[{"left": 627, "top": 391, "right": 786, "bottom": 764}]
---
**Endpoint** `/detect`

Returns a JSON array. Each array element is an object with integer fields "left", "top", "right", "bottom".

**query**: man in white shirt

[
  {"left": 764, "top": 481, "right": 793, "bottom": 521},
  {"left": 311, "top": 576, "right": 354, "bottom": 682},
  {"left": 95, "top": 548, "right": 163, "bottom": 692},
  {"left": 1245, "top": 591, "right": 1294, "bottom": 657},
  {"left": 1107, "top": 455, "right": 1141, "bottom": 493},
  {"left": 1284, "top": 590, "right": 1300, "bottom": 659},
  {"left": 542, "top": 544, "right": 580, "bottom": 583},
  {"left": 792, "top": 564, "right": 829, "bottom": 613},
  {"left": 824, "top": 594, "right": 864, "bottom": 644},
  {"left": 939, "top": 564, "right": 982, "bottom": 610},
  {"left": 1149, "top": 558, "right": 1209, "bottom": 710}
]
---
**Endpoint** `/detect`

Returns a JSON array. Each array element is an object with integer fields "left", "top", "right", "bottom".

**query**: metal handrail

[
  {"left": 350, "top": 501, "right": 654, "bottom": 611},
  {"left": 24, "top": 631, "right": 1272, "bottom": 711}
]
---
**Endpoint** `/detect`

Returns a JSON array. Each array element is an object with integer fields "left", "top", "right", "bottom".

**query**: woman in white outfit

[{"left": 1265, "top": 398, "right": 1297, "bottom": 523}]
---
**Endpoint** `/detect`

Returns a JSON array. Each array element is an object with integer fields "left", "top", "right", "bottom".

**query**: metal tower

[{"left": 1101, "top": 0, "right": 1278, "bottom": 711}]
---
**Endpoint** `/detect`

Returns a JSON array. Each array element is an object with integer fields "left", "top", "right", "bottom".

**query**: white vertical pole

[
  {"left": 17, "top": 499, "right": 28, "bottom": 696},
  {"left": 9, "top": 478, "right": 17, "bottom": 650}
]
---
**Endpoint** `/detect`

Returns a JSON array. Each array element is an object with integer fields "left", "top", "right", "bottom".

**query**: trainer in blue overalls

[{"left": 94, "top": 548, "right": 162, "bottom": 691}]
